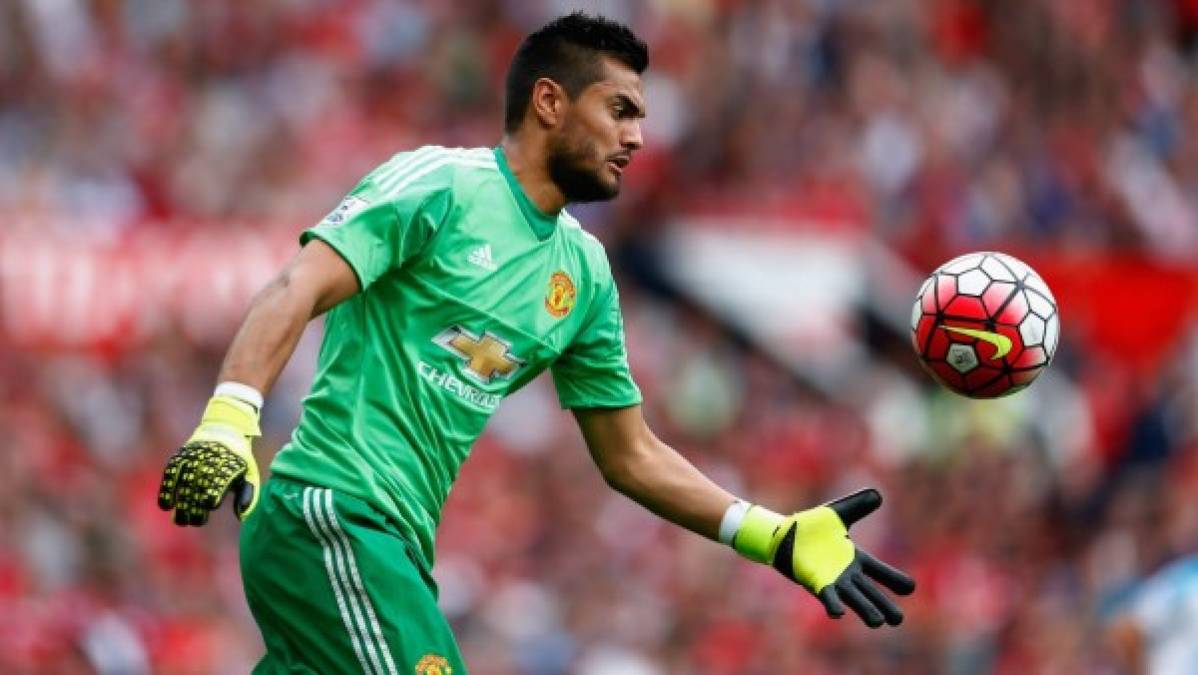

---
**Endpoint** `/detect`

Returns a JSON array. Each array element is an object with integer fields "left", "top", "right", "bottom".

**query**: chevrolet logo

[{"left": 432, "top": 326, "right": 525, "bottom": 385}]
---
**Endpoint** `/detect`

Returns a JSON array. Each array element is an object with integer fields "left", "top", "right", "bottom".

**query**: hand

[
  {"left": 736, "top": 489, "right": 915, "bottom": 628},
  {"left": 157, "top": 396, "right": 262, "bottom": 526}
]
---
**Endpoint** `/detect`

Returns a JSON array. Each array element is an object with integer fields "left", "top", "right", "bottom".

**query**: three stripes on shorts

[{"left": 301, "top": 486, "right": 399, "bottom": 675}]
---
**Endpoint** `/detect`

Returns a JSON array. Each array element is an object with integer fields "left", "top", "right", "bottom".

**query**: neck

[{"left": 500, "top": 135, "right": 567, "bottom": 215}]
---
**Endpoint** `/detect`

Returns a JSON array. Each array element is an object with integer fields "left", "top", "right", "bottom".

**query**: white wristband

[
  {"left": 215, "top": 381, "right": 264, "bottom": 411},
  {"left": 718, "top": 499, "right": 752, "bottom": 546}
]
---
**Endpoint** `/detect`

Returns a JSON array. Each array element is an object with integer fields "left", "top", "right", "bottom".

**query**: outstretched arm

[
  {"left": 573, "top": 405, "right": 736, "bottom": 540},
  {"left": 573, "top": 404, "right": 916, "bottom": 628}
]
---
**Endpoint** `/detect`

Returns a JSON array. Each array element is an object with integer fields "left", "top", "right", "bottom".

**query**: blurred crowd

[{"left": 2, "top": 0, "right": 1198, "bottom": 673}]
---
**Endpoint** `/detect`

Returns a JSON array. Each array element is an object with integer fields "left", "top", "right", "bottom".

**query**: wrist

[
  {"left": 718, "top": 500, "right": 751, "bottom": 545},
  {"left": 725, "top": 502, "right": 786, "bottom": 564},
  {"left": 214, "top": 381, "right": 264, "bottom": 411},
  {"left": 198, "top": 394, "right": 262, "bottom": 439}
]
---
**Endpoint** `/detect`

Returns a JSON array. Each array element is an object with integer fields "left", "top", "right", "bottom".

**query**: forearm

[
  {"left": 217, "top": 272, "right": 318, "bottom": 394},
  {"left": 601, "top": 432, "right": 737, "bottom": 541}
]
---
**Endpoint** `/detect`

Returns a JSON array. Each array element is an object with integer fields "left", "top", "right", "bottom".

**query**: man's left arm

[
  {"left": 573, "top": 405, "right": 916, "bottom": 628},
  {"left": 574, "top": 405, "right": 735, "bottom": 540}
]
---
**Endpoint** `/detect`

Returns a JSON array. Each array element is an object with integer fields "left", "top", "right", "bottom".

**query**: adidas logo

[{"left": 467, "top": 244, "right": 497, "bottom": 271}]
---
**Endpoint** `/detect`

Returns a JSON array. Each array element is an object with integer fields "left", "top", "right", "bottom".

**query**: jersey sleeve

[
  {"left": 551, "top": 280, "right": 643, "bottom": 409},
  {"left": 300, "top": 159, "right": 451, "bottom": 289}
]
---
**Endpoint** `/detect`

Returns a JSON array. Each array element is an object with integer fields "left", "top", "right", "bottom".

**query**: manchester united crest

[
  {"left": 415, "top": 654, "right": 452, "bottom": 675},
  {"left": 544, "top": 271, "right": 576, "bottom": 318}
]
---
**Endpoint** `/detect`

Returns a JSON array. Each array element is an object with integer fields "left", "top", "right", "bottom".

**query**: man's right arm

[
  {"left": 160, "top": 151, "right": 451, "bottom": 525},
  {"left": 157, "top": 239, "right": 358, "bottom": 526},
  {"left": 218, "top": 239, "right": 360, "bottom": 394}
]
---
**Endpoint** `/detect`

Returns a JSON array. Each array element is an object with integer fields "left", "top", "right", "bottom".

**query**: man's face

[{"left": 547, "top": 56, "right": 646, "bottom": 203}]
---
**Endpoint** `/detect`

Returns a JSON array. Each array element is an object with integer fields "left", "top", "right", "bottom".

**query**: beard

[{"left": 546, "top": 132, "right": 619, "bottom": 203}]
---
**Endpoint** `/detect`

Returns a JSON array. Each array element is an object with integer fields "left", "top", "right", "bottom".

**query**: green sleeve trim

[
  {"left": 300, "top": 229, "right": 366, "bottom": 293},
  {"left": 557, "top": 390, "right": 644, "bottom": 411}
]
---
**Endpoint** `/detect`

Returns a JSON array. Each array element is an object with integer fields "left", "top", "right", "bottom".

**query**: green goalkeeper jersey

[{"left": 270, "top": 146, "right": 642, "bottom": 572}]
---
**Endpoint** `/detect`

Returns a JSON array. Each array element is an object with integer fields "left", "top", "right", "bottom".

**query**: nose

[{"left": 621, "top": 121, "right": 643, "bottom": 152}]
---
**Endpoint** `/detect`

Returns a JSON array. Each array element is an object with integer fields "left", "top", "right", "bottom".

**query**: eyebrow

[{"left": 613, "top": 93, "right": 646, "bottom": 118}]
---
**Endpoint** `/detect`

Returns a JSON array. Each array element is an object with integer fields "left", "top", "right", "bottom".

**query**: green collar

[{"left": 493, "top": 146, "right": 558, "bottom": 240}]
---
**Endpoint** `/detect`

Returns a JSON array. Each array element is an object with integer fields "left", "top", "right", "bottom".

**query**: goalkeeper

[{"left": 158, "top": 12, "right": 914, "bottom": 674}]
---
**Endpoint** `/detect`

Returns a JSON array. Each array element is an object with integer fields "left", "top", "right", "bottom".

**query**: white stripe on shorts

[
  {"left": 319, "top": 488, "right": 399, "bottom": 675},
  {"left": 301, "top": 486, "right": 377, "bottom": 675}
]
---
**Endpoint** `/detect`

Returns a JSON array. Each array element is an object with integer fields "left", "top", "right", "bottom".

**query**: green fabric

[
  {"left": 241, "top": 477, "right": 466, "bottom": 675},
  {"left": 493, "top": 144, "right": 557, "bottom": 240},
  {"left": 549, "top": 281, "right": 639, "bottom": 410},
  {"left": 272, "top": 145, "right": 641, "bottom": 573}
]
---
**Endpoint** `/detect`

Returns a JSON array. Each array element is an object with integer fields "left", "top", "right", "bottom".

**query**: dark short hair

[{"left": 503, "top": 12, "right": 648, "bottom": 132}]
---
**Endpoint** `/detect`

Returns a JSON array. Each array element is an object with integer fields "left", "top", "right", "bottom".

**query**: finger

[
  {"left": 859, "top": 549, "right": 916, "bottom": 595},
  {"left": 233, "top": 479, "right": 256, "bottom": 518},
  {"left": 816, "top": 585, "right": 845, "bottom": 619},
  {"left": 175, "top": 483, "right": 200, "bottom": 526},
  {"left": 169, "top": 456, "right": 199, "bottom": 527},
  {"left": 157, "top": 453, "right": 186, "bottom": 510},
  {"left": 838, "top": 578, "right": 885, "bottom": 628},
  {"left": 186, "top": 504, "right": 209, "bottom": 527},
  {"left": 199, "top": 456, "right": 244, "bottom": 511},
  {"left": 853, "top": 574, "right": 903, "bottom": 626},
  {"left": 175, "top": 471, "right": 209, "bottom": 527},
  {"left": 827, "top": 488, "right": 881, "bottom": 528},
  {"left": 174, "top": 471, "right": 196, "bottom": 513}
]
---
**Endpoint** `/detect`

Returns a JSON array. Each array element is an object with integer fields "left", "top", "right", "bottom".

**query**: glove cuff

[
  {"left": 719, "top": 500, "right": 751, "bottom": 545},
  {"left": 198, "top": 394, "right": 262, "bottom": 438},
  {"left": 732, "top": 505, "right": 786, "bottom": 564},
  {"left": 214, "top": 381, "right": 264, "bottom": 410}
]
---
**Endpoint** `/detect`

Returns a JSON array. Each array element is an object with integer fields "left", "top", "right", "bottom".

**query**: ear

[{"left": 530, "top": 77, "right": 567, "bottom": 128}]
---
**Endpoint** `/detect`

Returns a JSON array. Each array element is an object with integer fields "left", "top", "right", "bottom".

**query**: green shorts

[{"left": 240, "top": 477, "right": 465, "bottom": 675}]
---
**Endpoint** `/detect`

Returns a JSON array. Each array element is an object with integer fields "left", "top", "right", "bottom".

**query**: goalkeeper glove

[
  {"left": 732, "top": 488, "right": 915, "bottom": 628},
  {"left": 157, "top": 394, "right": 262, "bottom": 526}
]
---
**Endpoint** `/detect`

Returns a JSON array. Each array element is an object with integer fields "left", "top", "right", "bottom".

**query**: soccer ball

[{"left": 911, "top": 252, "right": 1059, "bottom": 398}]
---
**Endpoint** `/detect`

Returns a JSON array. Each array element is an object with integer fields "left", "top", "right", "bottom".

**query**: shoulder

[
  {"left": 559, "top": 209, "right": 612, "bottom": 278},
  {"left": 366, "top": 146, "right": 500, "bottom": 204}
]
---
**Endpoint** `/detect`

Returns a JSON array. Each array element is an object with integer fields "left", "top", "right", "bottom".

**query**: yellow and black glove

[
  {"left": 157, "top": 395, "right": 262, "bottom": 526},
  {"left": 734, "top": 488, "right": 915, "bottom": 628}
]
